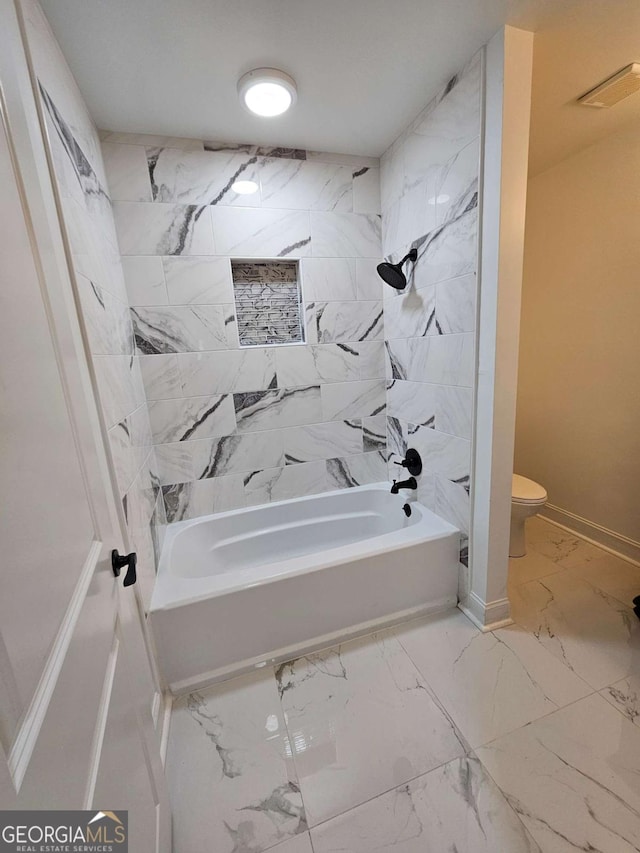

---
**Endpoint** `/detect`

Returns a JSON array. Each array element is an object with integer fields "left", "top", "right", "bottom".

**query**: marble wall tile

[
  {"left": 76, "top": 274, "right": 133, "bottom": 356},
  {"left": 121, "top": 256, "right": 167, "bottom": 305},
  {"left": 276, "top": 632, "right": 466, "bottom": 826},
  {"left": 311, "top": 212, "right": 381, "bottom": 258},
  {"left": 108, "top": 419, "right": 137, "bottom": 500},
  {"left": 234, "top": 386, "right": 322, "bottom": 433},
  {"left": 37, "top": 80, "right": 164, "bottom": 600},
  {"left": 275, "top": 344, "right": 360, "bottom": 387},
  {"left": 162, "top": 474, "right": 245, "bottom": 523},
  {"left": 138, "top": 354, "right": 184, "bottom": 400},
  {"left": 162, "top": 256, "right": 233, "bottom": 304},
  {"left": 148, "top": 394, "right": 236, "bottom": 443},
  {"left": 477, "top": 694, "right": 640, "bottom": 853},
  {"left": 436, "top": 274, "right": 476, "bottom": 333},
  {"left": 244, "top": 460, "right": 328, "bottom": 506},
  {"left": 355, "top": 258, "right": 383, "bottom": 300},
  {"left": 300, "top": 258, "right": 357, "bottom": 302},
  {"left": 154, "top": 441, "right": 195, "bottom": 486},
  {"left": 284, "top": 421, "right": 363, "bottom": 464},
  {"left": 211, "top": 207, "right": 311, "bottom": 257},
  {"left": 311, "top": 755, "right": 540, "bottom": 853},
  {"left": 387, "top": 379, "right": 437, "bottom": 426},
  {"left": 383, "top": 285, "right": 437, "bottom": 339},
  {"left": 192, "top": 430, "right": 285, "bottom": 480},
  {"left": 148, "top": 147, "right": 261, "bottom": 206},
  {"left": 412, "top": 201, "right": 478, "bottom": 290},
  {"left": 167, "top": 671, "right": 306, "bottom": 852},
  {"left": 352, "top": 166, "right": 381, "bottom": 215},
  {"left": 385, "top": 334, "right": 474, "bottom": 386},
  {"left": 436, "top": 385, "right": 473, "bottom": 439},
  {"left": 260, "top": 159, "right": 352, "bottom": 212},
  {"left": 102, "top": 142, "right": 152, "bottom": 202},
  {"left": 321, "top": 379, "right": 386, "bottom": 421},
  {"left": 357, "top": 341, "right": 386, "bottom": 380},
  {"left": 412, "top": 53, "right": 482, "bottom": 164},
  {"left": 326, "top": 451, "right": 387, "bottom": 488},
  {"left": 132, "top": 305, "right": 228, "bottom": 354},
  {"left": 312, "top": 300, "right": 383, "bottom": 344},
  {"left": 93, "top": 355, "right": 144, "bottom": 429},
  {"left": 179, "top": 348, "right": 277, "bottom": 396},
  {"left": 411, "top": 428, "right": 470, "bottom": 484},
  {"left": 113, "top": 202, "right": 214, "bottom": 256},
  {"left": 105, "top": 133, "right": 386, "bottom": 519},
  {"left": 361, "top": 415, "right": 387, "bottom": 452},
  {"left": 435, "top": 138, "right": 480, "bottom": 227}
]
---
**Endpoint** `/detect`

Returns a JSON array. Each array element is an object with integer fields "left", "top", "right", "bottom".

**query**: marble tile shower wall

[
  {"left": 102, "top": 135, "right": 386, "bottom": 522},
  {"left": 380, "top": 51, "right": 482, "bottom": 564},
  {"left": 34, "top": 75, "right": 164, "bottom": 606}
]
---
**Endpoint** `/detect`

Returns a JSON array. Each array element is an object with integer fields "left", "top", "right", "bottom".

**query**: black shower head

[{"left": 376, "top": 248, "right": 418, "bottom": 290}]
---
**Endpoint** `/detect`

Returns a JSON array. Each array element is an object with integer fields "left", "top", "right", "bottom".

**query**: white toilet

[{"left": 510, "top": 474, "right": 547, "bottom": 557}]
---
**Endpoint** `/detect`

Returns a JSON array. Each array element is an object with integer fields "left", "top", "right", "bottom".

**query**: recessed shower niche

[{"left": 231, "top": 259, "right": 305, "bottom": 347}]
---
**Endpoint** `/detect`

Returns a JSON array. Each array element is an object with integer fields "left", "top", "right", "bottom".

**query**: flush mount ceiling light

[
  {"left": 231, "top": 179, "right": 258, "bottom": 194},
  {"left": 238, "top": 68, "right": 297, "bottom": 117}
]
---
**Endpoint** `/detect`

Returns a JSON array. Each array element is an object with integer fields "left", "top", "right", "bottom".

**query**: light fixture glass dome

[
  {"left": 238, "top": 68, "right": 297, "bottom": 117},
  {"left": 232, "top": 179, "right": 259, "bottom": 195}
]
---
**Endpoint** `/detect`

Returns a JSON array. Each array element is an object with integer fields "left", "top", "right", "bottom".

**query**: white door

[{"left": 0, "top": 6, "right": 170, "bottom": 849}]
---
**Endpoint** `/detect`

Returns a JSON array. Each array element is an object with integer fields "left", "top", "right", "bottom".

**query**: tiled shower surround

[
  {"left": 27, "top": 0, "right": 163, "bottom": 607},
  {"left": 101, "top": 137, "right": 387, "bottom": 521},
  {"left": 381, "top": 52, "right": 481, "bottom": 563}
]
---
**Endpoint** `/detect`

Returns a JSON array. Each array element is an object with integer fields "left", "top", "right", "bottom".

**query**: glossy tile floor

[{"left": 166, "top": 517, "right": 640, "bottom": 852}]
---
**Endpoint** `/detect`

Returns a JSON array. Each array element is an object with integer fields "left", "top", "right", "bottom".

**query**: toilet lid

[{"left": 512, "top": 474, "right": 547, "bottom": 503}]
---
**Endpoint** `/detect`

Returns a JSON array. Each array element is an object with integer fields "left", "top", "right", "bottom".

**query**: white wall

[
  {"left": 466, "top": 26, "right": 533, "bottom": 628},
  {"left": 515, "top": 121, "right": 640, "bottom": 547}
]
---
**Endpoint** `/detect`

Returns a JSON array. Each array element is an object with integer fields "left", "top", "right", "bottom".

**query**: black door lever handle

[{"left": 112, "top": 549, "right": 137, "bottom": 587}]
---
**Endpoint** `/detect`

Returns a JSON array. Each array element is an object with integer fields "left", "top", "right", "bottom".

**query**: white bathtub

[{"left": 150, "top": 483, "right": 459, "bottom": 693}]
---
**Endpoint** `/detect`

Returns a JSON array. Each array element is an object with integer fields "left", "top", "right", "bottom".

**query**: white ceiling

[
  {"left": 40, "top": 0, "right": 582, "bottom": 158},
  {"left": 529, "top": 0, "right": 640, "bottom": 175}
]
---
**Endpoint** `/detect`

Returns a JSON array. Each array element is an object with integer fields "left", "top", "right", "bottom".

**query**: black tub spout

[{"left": 390, "top": 477, "right": 417, "bottom": 494}]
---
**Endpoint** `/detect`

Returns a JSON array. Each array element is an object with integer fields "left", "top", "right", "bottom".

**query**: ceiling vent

[{"left": 578, "top": 63, "right": 640, "bottom": 108}]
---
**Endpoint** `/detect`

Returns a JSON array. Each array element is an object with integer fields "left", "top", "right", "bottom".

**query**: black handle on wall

[{"left": 112, "top": 549, "right": 137, "bottom": 587}]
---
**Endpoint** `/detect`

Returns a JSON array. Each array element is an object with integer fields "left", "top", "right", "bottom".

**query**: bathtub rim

[{"left": 151, "top": 482, "right": 459, "bottom": 612}]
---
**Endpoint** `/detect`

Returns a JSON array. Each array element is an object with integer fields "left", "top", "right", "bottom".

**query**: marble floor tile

[
  {"left": 394, "top": 610, "right": 590, "bottom": 748},
  {"left": 477, "top": 694, "right": 640, "bottom": 853},
  {"left": 311, "top": 756, "right": 539, "bottom": 853},
  {"left": 510, "top": 568, "right": 640, "bottom": 689},
  {"left": 508, "top": 548, "right": 566, "bottom": 587},
  {"left": 569, "top": 551, "right": 640, "bottom": 607},
  {"left": 529, "top": 533, "right": 604, "bottom": 570},
  {"left": 276, "top": 631, "right": 466, "bottom": 827},
  {"left": 269, "top": 832, "right": 314, "bottom": 853},
  {"left": 167, "top": 669, "right": 307, "bottom": 853},
  {"left": 601, "top": 676, "right": 640, "bottom": 727}
]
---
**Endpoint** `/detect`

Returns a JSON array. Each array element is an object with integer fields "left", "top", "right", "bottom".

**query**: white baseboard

[
  {"left": 458, "top": 591, "right": 513, "bottom": 632},
  {"left": 539, "top": 504, "right": 640, "bottom": 567}
]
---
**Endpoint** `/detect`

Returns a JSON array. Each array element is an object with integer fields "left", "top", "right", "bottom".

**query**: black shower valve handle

[{"left": 393, "top": 448, "right": 423, "bottom": 477}]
